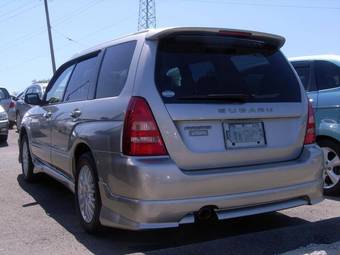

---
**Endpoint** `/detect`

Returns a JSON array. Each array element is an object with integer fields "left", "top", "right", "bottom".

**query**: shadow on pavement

[
  {"left": 18, "top": 173, "right": 313, "bottom": 254},
  {"left": 325, "top": 195, "right": 340, "bottom": 201}
]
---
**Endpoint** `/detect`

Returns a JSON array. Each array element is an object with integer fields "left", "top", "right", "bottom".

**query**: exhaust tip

[{"left": 196, "top": 206, "right": 217, "bottom": 222}]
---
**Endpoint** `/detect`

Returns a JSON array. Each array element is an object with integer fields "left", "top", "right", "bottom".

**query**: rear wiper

[
  {"left": 177, "top": 93, "right": 252, "bottom": 102},
  {"left": 251, "top": 93, "right": 280, "bottom": 99}
]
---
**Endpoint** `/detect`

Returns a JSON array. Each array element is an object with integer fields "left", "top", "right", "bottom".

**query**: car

[
  {"left": 15, "top": 83, "right": 47, "bottom": 130},
  {"left": 0, "top": 105, "right": 8, "bottom": 143},
  {"left": 0, "top": 87, "right": 11, "bottom": 112},
  {"left": 290, "top": 55, "right": 340, "bottom": 195},
  {"left": 7, "top": 94, "right": 18, "bottom": 129},
  {"left": 19, "top": 27, "right": 324, "bottom": 233}
]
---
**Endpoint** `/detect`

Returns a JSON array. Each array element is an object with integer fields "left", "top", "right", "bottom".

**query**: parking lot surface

[{"left": 1, "top": 130, "right": 340, "bottom": 255}]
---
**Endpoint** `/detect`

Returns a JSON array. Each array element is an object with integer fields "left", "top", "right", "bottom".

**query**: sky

[{"left": 0, "top": 0, "right": 340, "bottom": 94}]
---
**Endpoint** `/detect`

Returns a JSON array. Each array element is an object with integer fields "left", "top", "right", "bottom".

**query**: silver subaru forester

[{"left": 19, "top": 27, "right": 324, "bottom": 233}]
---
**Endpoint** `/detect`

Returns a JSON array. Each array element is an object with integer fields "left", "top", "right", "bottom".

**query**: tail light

[
  {"left": 123, "top": 97, "right": 168, "bottom": 156},
  {"left": 304, "top": 101, "right": 316, "bottom": 145},
  {"left": 9, "top": 101, "right": 15, "bottom": 108}
]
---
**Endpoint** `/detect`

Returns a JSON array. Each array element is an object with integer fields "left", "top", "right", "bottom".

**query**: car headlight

[{"left": 0, "top": 111, "right": 8, "bottom": 121}]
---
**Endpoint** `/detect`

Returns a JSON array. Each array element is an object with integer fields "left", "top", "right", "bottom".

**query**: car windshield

[{"left": 155, "top": 35, "right": 301, "bottom": 103}]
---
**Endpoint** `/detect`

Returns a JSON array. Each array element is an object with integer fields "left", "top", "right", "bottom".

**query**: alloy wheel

[
  {"left": 322, "top": 147, "right": 340, "bottom": 189},
  {"left": 77, "top": 165, "right": 96, "bottom": 223}
]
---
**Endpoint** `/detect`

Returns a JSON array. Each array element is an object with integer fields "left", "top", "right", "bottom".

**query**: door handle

[
  {"left": 70, "top": 109, "right": 81, "bottom": 119},
  {"left": 43, "top": 111, "right": 52, "bottom": 119}
]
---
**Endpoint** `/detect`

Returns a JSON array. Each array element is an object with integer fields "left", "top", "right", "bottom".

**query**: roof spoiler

[{"left": 145, "top": 27, "right": 286, "bottom": 49}]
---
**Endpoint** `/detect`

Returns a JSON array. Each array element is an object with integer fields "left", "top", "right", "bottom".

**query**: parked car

[
  {"left": 290, "top": 55, "right": 340, "bottom": 195},
  {"left": 15, "top": 83, "right": 47, "bottom": 130},
  {"left": 19, "top": 27, "right": 324, "bottom": 233},
  {"left": 0, "top": 105, "right": 8, "bottom": 143},
  {"left": 0, "top": 87, "right": 11, "bottom": 112},
  {"left": 7, "top": 94, "right": 19, "bottom": 129}
]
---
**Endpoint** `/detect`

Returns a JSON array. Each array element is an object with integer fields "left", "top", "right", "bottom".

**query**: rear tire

[
  {"left": 318, "top": 139, "right": 340, "bottom": 196},
  {"left": 75, "top": 152, "right": 102, "bottom": 234},
  {"left": 20, "top": 135, "right": 35, "bottom": 182}
]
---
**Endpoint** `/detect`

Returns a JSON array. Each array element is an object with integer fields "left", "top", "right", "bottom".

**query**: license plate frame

[{"left": 223, "top": 121, "right": 266, "bottom": 149}]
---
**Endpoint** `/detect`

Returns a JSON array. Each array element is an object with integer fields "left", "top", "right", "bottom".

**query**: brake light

[
  {"left": 123, "top": 97, "right": 168, "bottom": 156},
  {"left": 218, "top": 30, "right": 252, "bottom": 37},
  {"left": 304, "top": 101, "right": 316, "bottom": 145},
  {"left": 9, "top": 101, "right": 15, "bottom": 108}
]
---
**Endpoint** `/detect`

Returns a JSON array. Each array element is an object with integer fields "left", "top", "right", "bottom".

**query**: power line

[
  {"left": 181, "top": 0, "right": 340, "bottom": 10},
  {"left": 0, "top": 0, "right": 15, "bottom": 11},
  {"left": 52, "top": 27, "right": 87, "bottom": 46},
  {"left": 0, "top": 0, "right": 102, "bottom": 56},
  {"left": 53, "top": 0, "right": 102, "bottom": 26},
  {"left": 0, "top": 2, "right": 41, "bottom": 24}
]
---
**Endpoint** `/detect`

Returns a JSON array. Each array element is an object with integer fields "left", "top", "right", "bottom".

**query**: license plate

[{"left": 224, "top": 122, "right": 266, "bottom": 149}]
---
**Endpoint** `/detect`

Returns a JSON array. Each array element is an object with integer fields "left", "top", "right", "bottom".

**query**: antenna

[{"left": 138, "top": 0, "right": 156, "bottom": 31}]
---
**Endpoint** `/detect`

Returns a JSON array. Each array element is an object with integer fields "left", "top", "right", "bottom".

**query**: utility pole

[
  {"left": 43, "top": 0, "right": 56, "bottom": 74},
  {"left": 138, "top": 0, "right": 156, "bottom": 31}
]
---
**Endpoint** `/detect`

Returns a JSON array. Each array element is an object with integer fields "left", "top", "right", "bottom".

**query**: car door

[
  {"left": 50, "top": 53, "right": 101, "bottom": 176},
  {"left": 29, "top": 65, "right": 75, "bottom": 164}
]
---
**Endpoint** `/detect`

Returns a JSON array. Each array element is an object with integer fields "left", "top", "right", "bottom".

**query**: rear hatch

[{"left": 152, "top": 30, "right": 306, "bottom": 170}]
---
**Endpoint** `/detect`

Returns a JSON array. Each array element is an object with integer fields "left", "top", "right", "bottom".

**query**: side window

[
  {"left": 46, "top": 65, "right": 75, "bottom": 104},
  {"left": 64, "top": 56, "right": 98, "bottom": 102},
  {"left": 316, "top": 60, "right": 340, "bottom": 90},
  {"left": 96, "top": 41, "right": 136, "bottom": 99},
  {"left": 293, "top": 65, "right": 311, "bottom": 91}
]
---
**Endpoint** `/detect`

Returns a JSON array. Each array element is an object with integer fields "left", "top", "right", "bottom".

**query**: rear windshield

[{"left": 155, "top": 35, "right": 301, "bottom": 103}]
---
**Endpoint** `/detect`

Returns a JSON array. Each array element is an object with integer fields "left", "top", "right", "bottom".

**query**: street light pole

[{"left": 43, "top": 0, "right": 56, "bottom": 74}]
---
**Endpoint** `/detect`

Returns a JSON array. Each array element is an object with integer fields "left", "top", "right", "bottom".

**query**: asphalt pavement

[{"left": 0, "top": 130, "right": 339, "bottom": 255}]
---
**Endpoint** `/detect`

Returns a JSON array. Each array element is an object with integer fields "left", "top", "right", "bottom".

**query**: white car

[{"left": 0, "top": 105, "right": 8, "bottom": 143}]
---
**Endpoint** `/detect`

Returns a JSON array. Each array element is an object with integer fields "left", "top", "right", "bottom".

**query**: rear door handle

[
  {"left": 43, "top": 111, "right": 52, "bottom": 119},
  {"left": 70, "top": 109, "right": 81, "bottom": 119}
]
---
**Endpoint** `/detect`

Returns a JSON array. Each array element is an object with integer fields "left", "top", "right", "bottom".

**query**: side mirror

[{"left": 25, "top": 93, "right": 42, "bottom": 105}]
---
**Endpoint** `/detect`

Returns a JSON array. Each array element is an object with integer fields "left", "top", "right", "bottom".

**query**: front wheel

[
  {"left": 319, "top": 139, "right": 340, "bottom": 196},
  {"left": 75, "top": 152, "right": 102, "bottom": 233}
]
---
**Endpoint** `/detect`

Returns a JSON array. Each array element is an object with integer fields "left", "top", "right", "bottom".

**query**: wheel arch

[
  {"left": 316, "top": 135, "right": 340, "bottom": 146},
  {"left": 72, "top": 141, "right": 96, "bottom": 179}
]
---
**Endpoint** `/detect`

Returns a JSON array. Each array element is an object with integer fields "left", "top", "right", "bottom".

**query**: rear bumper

[
  {"left": 97, "top": 145, "right": 324, "bottom": 230},
  {"left": 0, "top": 120, "right": 8, "bottom": 136}
]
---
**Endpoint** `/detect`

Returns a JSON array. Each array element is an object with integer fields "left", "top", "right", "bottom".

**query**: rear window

[{"left": 155, "top": 36, "right": 301, "bottom": 103}]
